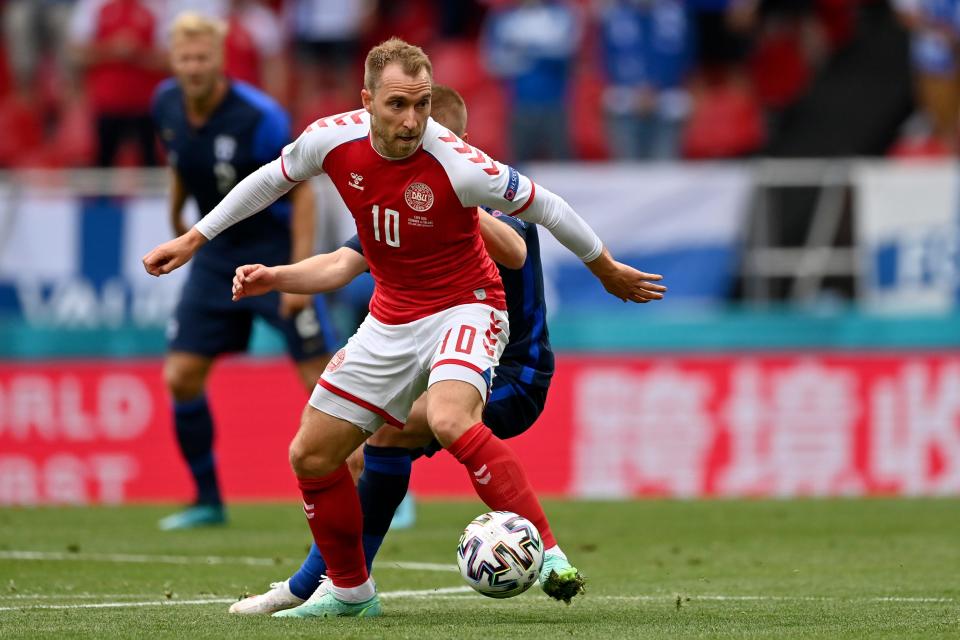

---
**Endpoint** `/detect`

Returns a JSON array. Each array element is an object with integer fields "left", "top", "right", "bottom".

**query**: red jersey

[
  {"left": 70, "top": 0, "right": 162, "bottom": 114},
  {"left": 279, "top": 110, "right": 536, "bottom": 325}
]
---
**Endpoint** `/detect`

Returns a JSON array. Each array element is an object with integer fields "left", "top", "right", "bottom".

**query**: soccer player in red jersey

[{"left": 144, "top": 38, "right": 665, "bottom": 618}]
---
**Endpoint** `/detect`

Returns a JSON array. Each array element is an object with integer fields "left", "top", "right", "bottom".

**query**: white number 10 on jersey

[{"left": 372, "top": 205, "right": 400, "bottom": 247}]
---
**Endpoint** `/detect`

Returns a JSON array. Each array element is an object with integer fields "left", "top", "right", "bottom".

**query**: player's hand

[
  {"left": 232, "top": 264, "right": 276, "bottom": 301},
  {"left": 142, "top": 229, "right": 206, "bottom": 276},
  {"left": 587, "top": 248, "right": 666, "bottom": 303},
  {"left": 279, "top": 292, "right": 311, "bottom": 318}
]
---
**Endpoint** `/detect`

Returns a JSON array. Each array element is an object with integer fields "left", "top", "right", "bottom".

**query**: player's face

[
  {"left": 171, "top": 34, "right": 224, "bottom": 102},
  {"left": 363, "top": 64, "right": 431, "bottom": 159}
]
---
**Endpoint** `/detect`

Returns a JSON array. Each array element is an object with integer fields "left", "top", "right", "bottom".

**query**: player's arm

[
  {"left": 479, "top": 210, "right": 526, "bottom": 269},
  {"left": 232, "top": 247, "right": 369, "bottom": 300},
  {"left": 168, "top": 169, "right": 189, "bottom": 237}
]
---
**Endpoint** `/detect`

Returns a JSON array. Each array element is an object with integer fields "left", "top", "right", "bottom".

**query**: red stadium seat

[
  {"left": 682, "top": 79, "right": 765, "bottom": 159},
  {"left": 750, "top": 29, "right": 810, "bottom": 110},
  {"left": 459, "top": 83, "right": 508, "bottom": 160},
  {"left": 431, "top": 40, "right": 491, "bottom": 95},
  {"left": 570, "top": 69, "right": 608, "bottom": 160},
  {"left": 42, "top": 100, "right": 96, "bottom": 167}
]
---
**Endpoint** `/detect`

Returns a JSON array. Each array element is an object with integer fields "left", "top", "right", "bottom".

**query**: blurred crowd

[
  {"left": 895, "top": 0, "right": 960, "bottom": 155},
  {"left": 0, "top": 0, "right": 938, "bottom": 168}
]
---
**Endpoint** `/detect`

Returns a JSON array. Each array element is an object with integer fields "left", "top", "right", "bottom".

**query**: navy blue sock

[
  {"left": 358, "top": 445, "right": 412, "bottom": 571},
  {"left": 289, "top": 543, "right": 326, "bottom": 600},
  {"left": 173, "top": 395, "right": 221, "bottom": 506},
  {"left": 287, "top": 444, "right": 411, "bottom": 598}
]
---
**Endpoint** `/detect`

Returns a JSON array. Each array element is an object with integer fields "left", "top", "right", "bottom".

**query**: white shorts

[{"left": 309, "top": 303, "right": 509, "bottom": 433}]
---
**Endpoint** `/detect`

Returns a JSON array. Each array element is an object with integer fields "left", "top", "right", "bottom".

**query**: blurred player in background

[
  {"left": 143, "top": 38, "right": 664, "bottom": 617},
  {"left": 152, "top": 12, "right": 335, "bottom": 530},
  {"left": 227, "top": 84, "right": 606, "bottom": 616}
]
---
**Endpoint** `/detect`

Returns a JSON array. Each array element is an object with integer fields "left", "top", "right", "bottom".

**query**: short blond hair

[
  {"left": 431, "top": 84, "right": 467, "bottom": 137},
  {"left": 170, "top": 11, "right": 227, "bottom": 45},
  {"left": 364, "top": 37, "right": 433, "bottom": 92}
]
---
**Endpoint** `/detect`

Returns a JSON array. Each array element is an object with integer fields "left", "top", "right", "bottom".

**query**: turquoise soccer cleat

[
  {"left": 539, "top": 551, "right": 586, "bottom": 604},
  {"left": 272, "top": 581, "right": 381, "bottom": 619},
  {"left": 157, "top": 504, "right": 226, "bottom": 531}
]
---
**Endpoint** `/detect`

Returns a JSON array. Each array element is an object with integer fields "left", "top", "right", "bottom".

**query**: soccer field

[{"left": 0, "top": 499, "right": 957, "bottom": 639}]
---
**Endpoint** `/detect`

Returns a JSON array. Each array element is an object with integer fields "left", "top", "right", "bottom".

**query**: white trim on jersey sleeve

[
  {"left": 194, "top": 159, "right": 293, "bottom": 240},
  {"left": 423, "top": 119, "right": 602, "bottom": 263},
  {"left": 281, "top": 109, "right": 370, "bottom": 182}
]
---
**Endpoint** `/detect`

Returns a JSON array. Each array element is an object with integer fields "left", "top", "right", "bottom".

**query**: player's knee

[
  {"left": 428, "top": 412, "right": 473, "bottom": 449},
  {"left": 163, "top": 362, "right": 204, "bottom": 402},
  {"left": 288, "top": 439, "right": 338, "bottom": 477}
]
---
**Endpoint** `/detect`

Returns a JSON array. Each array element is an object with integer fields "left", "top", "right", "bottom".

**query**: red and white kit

[{"left": 196, "top": 109, "right": 602, "bottom": 432}]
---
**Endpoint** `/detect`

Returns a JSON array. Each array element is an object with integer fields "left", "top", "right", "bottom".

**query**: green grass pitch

[{"left": 0, "top": 499, "right": 958, "bottom": 639}]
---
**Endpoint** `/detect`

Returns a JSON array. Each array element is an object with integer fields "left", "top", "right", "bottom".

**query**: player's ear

[{"left": 361, "top": 88, "right": 373, "bottom": 113}]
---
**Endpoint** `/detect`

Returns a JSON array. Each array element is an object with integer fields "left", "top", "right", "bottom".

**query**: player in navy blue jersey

[
  {"left": 226, "top": 84, "right": 582, "bottom": 616},
  {"left": 152, "top": 12, "right": 336, "bottom": 530}
]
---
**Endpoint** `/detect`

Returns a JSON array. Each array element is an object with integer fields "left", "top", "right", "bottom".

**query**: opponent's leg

[{"left": 159, "top": 352, "right": 225, "bottom": 530}]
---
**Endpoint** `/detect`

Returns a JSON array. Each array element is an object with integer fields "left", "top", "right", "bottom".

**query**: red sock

[
  {"left": 447, "top": 423, "right": 557, "bottom": 548},
  {"left": 297, "top": 464, "right": 368, "bottom": 588}
]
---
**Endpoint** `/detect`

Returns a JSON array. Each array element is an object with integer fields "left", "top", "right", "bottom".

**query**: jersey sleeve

[
  {"left": 279, "top": 111, "right": 369, "bottom": 183},
  {"left": 278, "top": 128, "right": 330, "bottom": 183},
  {"left": 342, "top": 234, "right": 363, "bottom": 255}
]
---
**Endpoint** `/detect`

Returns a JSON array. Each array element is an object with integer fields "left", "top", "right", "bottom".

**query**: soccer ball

[{"left": 456, "top": 510, "right": 544, "bottom": 599}]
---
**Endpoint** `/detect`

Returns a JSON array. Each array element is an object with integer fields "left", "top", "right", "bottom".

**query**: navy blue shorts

[
  {"left": 168, "top": 264, "right": 337, "bottom": 361},
  {"left": 416, "top": 374, "right": 549, "bottom": 458},
  {"left": 483, "top": 377, "right": 549, "bottom": 440}
]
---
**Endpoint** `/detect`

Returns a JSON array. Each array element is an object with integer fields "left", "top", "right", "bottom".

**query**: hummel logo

[
  {"left": 348, "top": 172, "right": 364, "bottom": 191},
  {"left": 473, "top": 465, "right": 492, "bottom": 485},
  {"left": 303, "top": 502, "right": 315, "bottom": 519}
]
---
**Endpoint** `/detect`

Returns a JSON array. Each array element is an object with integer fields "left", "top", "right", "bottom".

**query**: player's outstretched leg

[
  {"left": 539, "top": 548, "right": 586, "bottom": 604},
  {"left": 447, "top": 422, "right": 585, "bottom": 603},
  {"left": 229, "top": 580, "right": 304, "bottom": 615}
]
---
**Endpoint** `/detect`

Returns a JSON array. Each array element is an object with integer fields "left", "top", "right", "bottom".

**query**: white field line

[
  {"left": 0, "top": 590, "right": 955, "bottom": 612},
  {"left": 1, "top": 550, "right": 954, "bottom": 609},
  {"left": 0, "top": 594, "right": 192, "bottom": 600},
  {"left": 0, "top": 587, "right": 476, "bottom": 612},
  {"left": 0, "top": 550, "right": 456, "bottom": 572}
]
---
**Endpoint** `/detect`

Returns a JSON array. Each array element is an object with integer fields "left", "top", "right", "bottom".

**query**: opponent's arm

[
  {"left": 479, "top": 210, "right": 526, "bottom": 269},
  {"left": 279, "top": 182, "right": 318, "bottom": 317},
  {"left": 168, "top": 169, "right": 189, "bottom": 237},
  {"left": 232, "top": 247, "right": 369, "bottom": 300}
]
